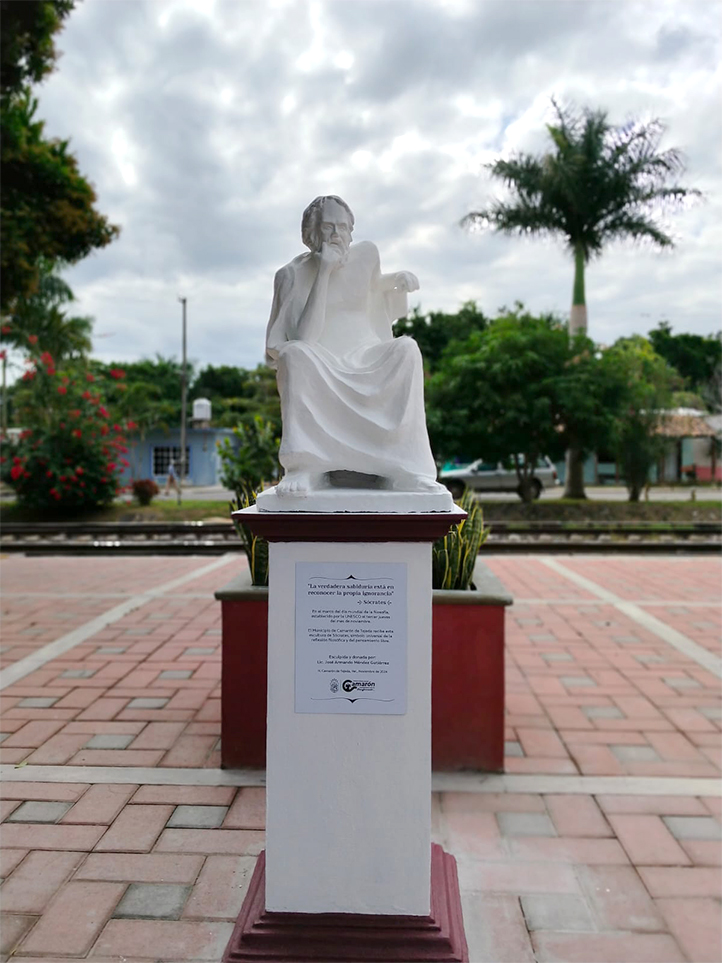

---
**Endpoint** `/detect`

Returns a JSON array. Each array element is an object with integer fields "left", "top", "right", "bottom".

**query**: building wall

[{"left": 119, "top": 428, "right": 235, "bottom": 487}]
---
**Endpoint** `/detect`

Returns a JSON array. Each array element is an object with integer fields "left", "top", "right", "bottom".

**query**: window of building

[{"left": 152, "top": 446, "right": 190, "bottom": 476}]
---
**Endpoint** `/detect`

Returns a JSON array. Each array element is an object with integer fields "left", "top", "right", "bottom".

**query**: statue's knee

[
  {"left": 395, "top": 336, "right": 422, "bottom": 362},
  {"left": 277, "top": 340, "right": 308, "bottom": 373}
]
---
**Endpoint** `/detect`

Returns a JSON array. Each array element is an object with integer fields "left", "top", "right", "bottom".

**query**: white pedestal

[{"left": 264, "top": 539, "right": 432, "bottom": 916}]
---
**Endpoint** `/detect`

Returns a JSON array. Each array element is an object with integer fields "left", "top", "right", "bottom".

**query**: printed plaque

[{"left": 295, "top": 561, "right": 408, "bottom": 714}]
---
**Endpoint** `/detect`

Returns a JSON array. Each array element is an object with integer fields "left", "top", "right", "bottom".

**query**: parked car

[{"left": 439, "top": 456, "right": 560, "bottom": 500}]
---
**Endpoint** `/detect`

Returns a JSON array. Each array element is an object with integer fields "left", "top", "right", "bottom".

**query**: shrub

[
  {"left": 131, "top": 478, "right": 159, "bottom": 506},
  {"left": 0, "top": 354, "right": 128, "bottom": 512},
  {"left": 230, "top": 489, "right": 268, "bottom": 586},
  {"left": 432, "top": 490, "right": 488, "bottom": 590},
  {"left": 218, "top": 415, "right": 279, "bottom": 500}
]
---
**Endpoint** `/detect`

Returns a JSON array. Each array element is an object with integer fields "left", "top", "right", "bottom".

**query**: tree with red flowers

[{"left": 0, "top": 352, "right": 131, "bottom": 512}]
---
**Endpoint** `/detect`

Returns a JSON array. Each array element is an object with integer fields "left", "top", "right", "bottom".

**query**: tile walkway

[{"left": 0, "top": 552, "right": 720, "bottom": 961}]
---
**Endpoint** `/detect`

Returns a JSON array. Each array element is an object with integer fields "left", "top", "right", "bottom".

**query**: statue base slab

[
  {"left": 222, "top": 846, "right": 468, "bottom": 961},
  {"left": 255, "top": 485, "right": 455, "bottom": 513}
]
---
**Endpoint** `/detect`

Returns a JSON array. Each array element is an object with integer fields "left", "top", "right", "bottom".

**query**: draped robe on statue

[{"left": 265, "top": 241, "right": 438, "bottom": 486}]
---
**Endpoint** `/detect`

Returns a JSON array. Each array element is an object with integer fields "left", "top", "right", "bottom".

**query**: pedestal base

[
  {"left": 255, "top": 485, "right": 455, "bottom": 514},
  {"left": 223, "top": 845, "right": 469, "bottom": 962}
]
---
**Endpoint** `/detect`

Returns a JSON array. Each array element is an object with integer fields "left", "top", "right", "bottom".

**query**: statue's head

[{"left": 302, "top": 195, "right": 354, "bottom": 254}]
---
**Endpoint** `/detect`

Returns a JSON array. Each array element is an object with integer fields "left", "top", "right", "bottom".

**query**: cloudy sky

[{"left": 35, "top": 0, "right": 721, "bottom": 372}]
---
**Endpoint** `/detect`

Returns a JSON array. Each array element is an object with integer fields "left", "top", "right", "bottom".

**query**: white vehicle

[{"left": 440, "top": 456, "right": 560, "bottom": 500}]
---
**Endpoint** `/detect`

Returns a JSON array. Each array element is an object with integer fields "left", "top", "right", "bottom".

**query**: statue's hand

[
  {"left": 319, "top": 241, "right": 346, "bottom": 272},
  {"left": 393, "top": 271, "right": 419, "bottom": 293}
]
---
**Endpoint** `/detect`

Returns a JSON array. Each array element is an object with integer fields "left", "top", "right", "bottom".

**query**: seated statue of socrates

[{"left": 264, "top": 194, "right": 448, "bottom": 498}]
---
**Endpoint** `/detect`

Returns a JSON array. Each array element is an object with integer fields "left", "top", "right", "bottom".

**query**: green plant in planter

[
  {"left": 230, "top": 489, "right": 269, "bottom": 586},
  {"left": 229, "top": 487, "right": 486, "bottom": 590},
  {"left": 432, "top": 490, "right": 488, "bottom": 590}
]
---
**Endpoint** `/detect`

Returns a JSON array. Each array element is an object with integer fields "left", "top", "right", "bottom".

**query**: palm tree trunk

[
  {"left": 564, "top": 245, "right": 588, "bottom": 497},
  {"left": 569, "top": 245, "right": 588, "bottom": 336}
]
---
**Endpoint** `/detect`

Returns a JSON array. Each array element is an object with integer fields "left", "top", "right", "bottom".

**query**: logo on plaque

[{"left": 330, "top": 678, "right": 339, "bottom": 693}]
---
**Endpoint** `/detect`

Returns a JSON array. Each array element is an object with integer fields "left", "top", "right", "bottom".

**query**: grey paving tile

[
  {"left": 204, "top": 629, "right": 222, "bottom": 635},
  {"left": 611, "top": 745, "right": 661, "bottom": 763},
  {"left": 167, "top": 805, "right": 229, "bottom": 829},
  {"left": 497, "top": 812, "right": 556, "bottom": 837},
  {"left": 85, "top": 734, "right": 134, "bottom": 749},
  {"left": 663, "top": 676, "right": 701, "bottom": 689},
  {"left": 17, "top": 697, "right": 58, "bottom": 708},
  {"left": 529, "top": 634, "right": 557, "bottom": 642},
  {"left": 113, "top": 883, "right": 191, "bottom": 920},
  {"left": 504, "top": 741, "right": 524, "bottom": 758},
  {"left": 583, "top": 706, "right": 624, "bottom": 719},
  {"left": 700, "top": 706, "right": 722, "bottom": 720},
  {"left": 122, "top": 628, "right": 154, "bottom": 635},
  {"left": 663, "top": 816, "right": 722, "bottom": 840},
  {"left": 560, "top": 676, "right": 597, "bottom": 687},
  {"left": 159, "top": 670, "right": 193, "bottom": 680},
  {"left": 61, "top": 669, "right": 97, "bottom": 679},
  {"left": 542, "top": 652, "right": 573, "bottom": 661},
  {"left": 97, "top": 646, "right": 127, "bottom": 654},
  {"left": 127, "top": 698, "right": 169, "bottom": 709},
  {"left": 0, "top": 733, "right": 9, "bottom": 744},
  {"left": 521, "top": 894, "right": 594, "bottom": 931},
  {"left": 6, "top": 801, "right": 73, "bottom": 823},
  {"left": 635, "top": 655, "right": 664, "bottom": 664},
  {"left": 183, "top": 646, "right": 216, "bottom": 655}
]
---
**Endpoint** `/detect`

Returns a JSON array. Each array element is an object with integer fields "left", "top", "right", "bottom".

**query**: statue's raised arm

[{"left": 258, "top": 195, "right": 453, "bottom": 512}]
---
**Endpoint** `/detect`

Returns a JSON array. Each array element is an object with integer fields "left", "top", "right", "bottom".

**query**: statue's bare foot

[
  {"left": 389, "top": 473, "right": 448, "bottom": 494},
  {"left": 276, "top": 471, "right": 324, "bottom": 495}
]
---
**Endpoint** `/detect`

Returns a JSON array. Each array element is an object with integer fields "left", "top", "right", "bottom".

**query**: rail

[{"left": 1, "top": 520, "right": 720, "bottom": 555}]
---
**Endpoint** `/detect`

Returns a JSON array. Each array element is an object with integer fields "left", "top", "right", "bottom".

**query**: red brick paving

[{"left": 0, "top": 553, "right": 720, "bottom": 961}]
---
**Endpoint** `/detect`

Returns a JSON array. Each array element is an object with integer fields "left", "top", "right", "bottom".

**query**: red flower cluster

[{"left": 109, "top": 368, "right": 126, "bottom": 380}]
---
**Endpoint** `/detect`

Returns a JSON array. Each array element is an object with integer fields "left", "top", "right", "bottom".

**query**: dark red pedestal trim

[
  {"left": 223, "top": 845, "right": 469, "bottom": 962},
  {"left": 233, "top": 507, "right": 465, "bottom": 543}
]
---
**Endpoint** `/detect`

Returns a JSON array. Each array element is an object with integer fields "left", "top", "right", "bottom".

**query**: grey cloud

[{"left": 27, "top": 0, "right": 721, "bottom": 371}]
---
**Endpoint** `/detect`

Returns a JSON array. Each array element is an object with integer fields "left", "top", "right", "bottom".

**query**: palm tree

[
  {"left": 2, "top": 257, "right": 93, "bottom": 360},
  {"left": 462, "top": 99, "right": 700, "bottom": 497}
]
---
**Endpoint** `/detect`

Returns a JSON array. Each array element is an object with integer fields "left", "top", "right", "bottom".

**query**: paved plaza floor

[{"left": 0, "top": 552, "right": 720, "bottom": 961}]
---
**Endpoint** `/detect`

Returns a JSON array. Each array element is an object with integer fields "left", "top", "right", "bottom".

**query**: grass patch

[
  {"left": 1, "top": 496, "right": 720, "bottom": 525},
  {"left": 479, "top": 499, "right": 721, "bottom": 523},
  {"left": 0, "top": 499, "right": 234, "bottom": 524}
]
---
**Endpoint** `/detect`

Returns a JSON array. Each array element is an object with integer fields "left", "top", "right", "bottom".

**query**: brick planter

[{"left": 215, "top": 559, "right": 511, "bottom": 771}]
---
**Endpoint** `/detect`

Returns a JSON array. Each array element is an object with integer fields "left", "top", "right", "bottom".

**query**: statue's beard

[{"left": 319, "top": 237, "right": 350, "bottom": 256}]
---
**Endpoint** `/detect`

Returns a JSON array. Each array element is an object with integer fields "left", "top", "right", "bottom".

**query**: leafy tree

[
  {"left": 191, "top": 363, "right": 281, "bottom": 430},
  {"left": 1, "top": 1, "right": 119, "bottom": 311},
  {"left": 427, "top": 308, "right": 622, "bottom": 502},
  {"left": 393, "top": 301, "right": 488, "bottom": 373},
  {"left": 192, "top": 364, "right": 253, "bottom": 402},
  {"left": 463, "top": 99, "right": 700, "bottom": 497},
  {"left": 648, "top": 321, "right": 721, "bottom": 409},
  {"left": 95, "top": 356, "right": 192, "bottom": 424},
  {"left": 1, "top": 0, "right": 75, "bottom": 94},
  {"left": 1, "top": 350, "right": 128, "bottom": 513},
  {"left": 606, "top": 336, "right": 679, "bottom": 501}
]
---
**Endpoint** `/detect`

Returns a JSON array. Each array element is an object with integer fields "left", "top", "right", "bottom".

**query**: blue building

[{"left": 118, "top": 426, "right": 237, "bottom": 488}]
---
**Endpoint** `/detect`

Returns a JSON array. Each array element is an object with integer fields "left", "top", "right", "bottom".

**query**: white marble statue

[{"left": 258, "top": 195, "right": 453, "bottom": 512}]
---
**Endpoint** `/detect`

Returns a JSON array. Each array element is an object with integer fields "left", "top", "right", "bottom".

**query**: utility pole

[{"left": 178, "top": 296, "right": 187, "bottom": 507}]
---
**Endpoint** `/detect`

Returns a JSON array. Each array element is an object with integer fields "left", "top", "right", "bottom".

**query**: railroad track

[{"left": 1, "top": 521, "right": 720, "bottom": 554}]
